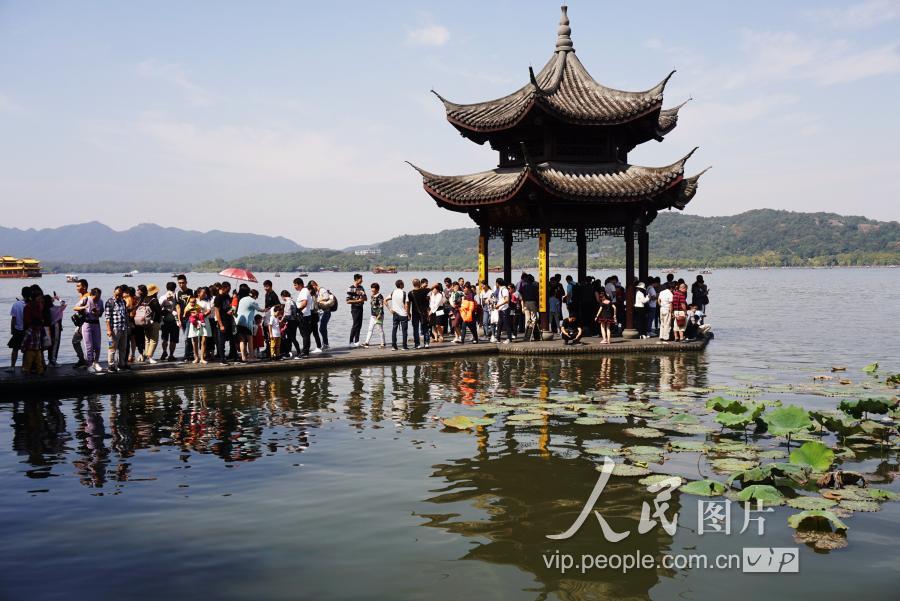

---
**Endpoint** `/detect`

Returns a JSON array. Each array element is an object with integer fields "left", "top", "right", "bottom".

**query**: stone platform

[{"left": 0, "top": 335, "right": 709, "bottom": 397}]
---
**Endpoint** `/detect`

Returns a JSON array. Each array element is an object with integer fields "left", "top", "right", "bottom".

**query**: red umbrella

[{"left": 218, "top": 267, "right": 258, "bottom": 283}]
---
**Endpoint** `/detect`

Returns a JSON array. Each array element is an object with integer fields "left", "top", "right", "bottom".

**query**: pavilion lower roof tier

[
  {"left": 434, "top": 51, "right": 684, "bottom": 147},
  {"left": 409, "top": 151, "right": 708, "bottom": 221}
]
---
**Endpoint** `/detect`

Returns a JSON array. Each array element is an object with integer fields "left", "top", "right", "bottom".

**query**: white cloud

[
  {"left": 137, "top": 60, "right": 211, "bottom": 106},
  {"left": 816, "top": 42, "right": 900, "bottom": 84},
  {"left": 407, "top": 24, "right": 450, "bottom": 47},
  {"left": 807, "top": 0, "right": 900, "bottom": 29}
]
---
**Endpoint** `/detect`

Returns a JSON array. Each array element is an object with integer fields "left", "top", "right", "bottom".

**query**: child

[
  {"left": 184, "top": 295, "right": 207, "bottom": 364},
  {"left": 20, "top": 317, "right": 46, "bottom": 375},
  {"left": 362, "top": 283, "right": 385, "bottom": 348},
  {"left": 252, "top": 314, "right": 265, "bottom": 358},
  {"left": 595, "top": 290, "right": 616, "bottom": 344},
  {"left": 268, "top": 304, "right": 284, "bottom": 360}
]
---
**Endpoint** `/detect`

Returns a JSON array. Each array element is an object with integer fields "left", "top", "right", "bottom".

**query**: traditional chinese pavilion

[{"left": 409, "top": 5, "right": 708, "bottom": 338}]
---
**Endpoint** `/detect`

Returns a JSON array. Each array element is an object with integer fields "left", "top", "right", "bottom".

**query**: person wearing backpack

[
  {"left": 159, "top": 282, "right": 181, "bottom": 362},
  {"left": 315, "top": 284, "right": 337, "bottom": 350},
  {"left": 135, "top": 284, "right": 162, "bottom": 363},
  {"left": 386, "top": 279, "right": 409, "bottom": 351}
]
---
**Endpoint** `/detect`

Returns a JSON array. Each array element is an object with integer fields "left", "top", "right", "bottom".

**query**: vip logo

[{"left": 742, "top": 547, "right": 799, "bottom": 573}]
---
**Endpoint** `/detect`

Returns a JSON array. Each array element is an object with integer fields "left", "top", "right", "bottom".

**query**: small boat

[
  {"left": 274, "top": 273, "right": 281, "bottom": 277},
  {"left": 122, "top": 273, "right": 133, "bottom": 278},
  {"left": 65, "top": 274, "right": 79, "bottom": 283},
  {"left": 701, "top": 269, "right": 713, "bottom": 275},
  {"left": 298, "top": 272, "right": 309, "bottom": 277},
  {"left": 372, "top": 266, "right": 397, "bottom": 274}
]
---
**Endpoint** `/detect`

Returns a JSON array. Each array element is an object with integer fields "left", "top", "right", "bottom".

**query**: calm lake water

[{"left": 1, "top": 269, "right": 898, "bottom": 601}]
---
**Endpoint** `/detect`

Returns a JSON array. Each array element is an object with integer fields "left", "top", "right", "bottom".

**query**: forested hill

[{"left": 194, "top": 210, "right": 900, "bottom": 272}]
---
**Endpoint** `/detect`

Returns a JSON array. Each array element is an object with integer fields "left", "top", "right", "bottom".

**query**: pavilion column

[
  {"left": 638, "top": 229, "right": 649, "bottom": 283},
  {"left": 478, "top": 225, "right": 489, "bottom": 284},
  {"left": 503, "top": 227, "right": 512, "bottom": 285},
  {"left": 538, "top": 228, "right": 550, "bottom": 334},
  {"left": 622, "top": 223, "right": 639, "bottom": 339},
  {"left": 576, "top": 227, "right": 587, "bottom": 283}
]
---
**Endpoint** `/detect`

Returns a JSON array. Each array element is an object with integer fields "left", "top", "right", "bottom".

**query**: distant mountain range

[
  {"left": 5, "top": 210, "right": 900, "bottom": 272},
  {"left": 0, "top": 222, "right": 303, "bottom": 263}
]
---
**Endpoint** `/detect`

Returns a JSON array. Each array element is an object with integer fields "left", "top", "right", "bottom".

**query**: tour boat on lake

[{"left": 0, "top": 256, "right": 42, "bottom": 279}]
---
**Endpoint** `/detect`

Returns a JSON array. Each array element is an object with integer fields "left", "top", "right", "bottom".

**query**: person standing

[
  {"left": 672, "top": 282, "right": 689, "bottom": 342},
  {"left": 386, "top": 279, "right": 409, "bottom": 351},
  {"left": 495, "top": 278, "right": 513, "bottom": 344},
  {"left": 70, "top": 279, "right": 90, "bottom": 368},
  {"left": 691, "top": 275, "right": 709, "bottom": 313},
  {"left": 647, "top": 278, "right": 659, "bottom": 336},
  {"left": 6, "top": 286, "right": 29, "bottom": 372},
  {"left": 362, "top": 282, "right": 385, "bottom": 348},
  {"left": 520, "top": 274, "right": 539, "bottom": 333},
  {"left": 104, "top": 285, "right": 129, "bottom": 372},
  {"left": 136, "top": 284, "right": 162, "bottom": 363},
  {"left": 280, "top": 289, "right": 300, "bottom": 358},
  {"left": 306, "top": 281, "right": 324, "bottom": 354},
  {"left": 175, "top": 275, "right": 194, "bottom": 362},
  {"left": 409, "top": 278, "right": 431, "bottom": 349},
  {"left": 46, "top": 293, "right": 66, "bottom": 367},
  {"left": 235, "top": 284, "right": 260, "bottom": 362},
  {"left": 346, "top": 273, "right": 367, "bottom": 347},
  {"left": 293, "top": 278, "right": 313, "bottom": 358},
  {"left": 479, "top": 281, "right": 496, "bottom": 342},
  {"left": 595, "top": 290, "right": 616, "bottom": 344},
  {"left": 428, "top": 283, "right": 446, "bottom": 342},
  {"left": 634, "top": 281, "right": 649, "bottom": 339},
  {"left": 262, "top": 280, "right": 279, "bottom": 357},
  {"left": 214, "top": 282, "right": 235, "bottom": 363},
  {"left": 159, "top": 282, "right": 181, "bottom": 362},
  {"left": 458, "top": 284, "right": 479, "bottom": 344},
  {"left": 315, "top": 285, "right": 336, "bottom": 350},
  {"left": 657, "top": 283, "right": 674, "bottom": 343}
]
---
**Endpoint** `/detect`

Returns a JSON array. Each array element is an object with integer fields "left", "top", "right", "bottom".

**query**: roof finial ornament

[{"left": 556, "top": 5, "right": 574, "bottom": 52}]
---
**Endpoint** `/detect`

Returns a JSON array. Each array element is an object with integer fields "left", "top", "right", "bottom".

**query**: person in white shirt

[
  {"left": 386, "top": 279, "right": 409, "bottom": 350},
  {"left": 293, "top": 278, "right": 312, "bottom": 357},
  {"left": 7, "top": 288, "right": 28, "bottom": 372},
  {"left": 634, "top": 281, "right": 650, "bottom": 338},
  {"left": 657, "top": 282, "right": 674, "bottom": 342},
  {"left": 495, "top": 278, "right": 512, "bottom": 343}
]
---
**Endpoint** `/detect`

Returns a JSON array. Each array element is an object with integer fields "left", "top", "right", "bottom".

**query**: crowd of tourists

[{"left": 5, "top": 272, "right": 709, "bottom": 375}]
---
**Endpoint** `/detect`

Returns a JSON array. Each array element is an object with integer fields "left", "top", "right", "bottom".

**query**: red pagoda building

[{"left": 409, "top": 5, "right": 708, "bottom": 338}]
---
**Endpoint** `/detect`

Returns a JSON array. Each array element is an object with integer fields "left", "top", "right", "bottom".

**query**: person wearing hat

[
  {"left": 633, "top": 280, "right": 650, "bottom": 339},
  {"left": 136, "top": 284, "right": 163, "bottom": 363}
]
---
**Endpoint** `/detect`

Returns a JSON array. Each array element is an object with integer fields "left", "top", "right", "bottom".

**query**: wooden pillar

[
  {"left": 538, "top": 228, "right": 550, "bottom": 332},
  {"left": 622, "top": 224, "right": 638, "bottom": 339},
  {"left": 576, "top": 227, "right": 587, "bottom": 283},
  {"left": 638, "top": 229, "right": 649, "bottom": 283},
  {"left": 503, "top": 227, "right": 512, "bottom": 285},
  {"left": 478, "top": 226, "right": 488, "bottom": 284}
]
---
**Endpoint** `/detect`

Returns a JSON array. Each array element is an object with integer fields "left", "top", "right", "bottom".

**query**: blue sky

[{"left": 1, "top": 0, "right": 898, "bottom": 247}]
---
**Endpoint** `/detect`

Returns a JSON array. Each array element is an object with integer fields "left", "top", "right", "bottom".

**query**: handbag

[
  {"left": 71, "top": 312, "right": 85, "bottom": 327},
  {"left": 674, "top": 310, "right": 687, "bottom": 327},
  {"left": 490, "top": 309, "right": 500, "bottom": 324}
]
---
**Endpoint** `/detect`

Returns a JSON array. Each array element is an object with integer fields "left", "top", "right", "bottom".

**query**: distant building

[
  {"left": 0, "top": 256, "right": 42, "bottom": 279},
  {"left": 354, "top": 248, "right": 381, "bottom": 256}
]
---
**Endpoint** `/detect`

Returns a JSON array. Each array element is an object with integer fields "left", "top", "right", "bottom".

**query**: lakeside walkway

[{"left": 0, "top": 335, "right": 710, "bottom": 397}]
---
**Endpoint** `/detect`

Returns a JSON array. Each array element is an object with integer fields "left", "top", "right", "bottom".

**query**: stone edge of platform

[{"left": 0, "top": 336, "right": 710, "bottom": 397}]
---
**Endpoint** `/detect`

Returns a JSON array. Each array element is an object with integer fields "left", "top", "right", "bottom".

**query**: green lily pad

[
  {"left": 670, "top": 440, "right": 708, "bottom": 452},
  {"left": 789, "top": 441, "right": 835, "bottom": 472},
  {"left": 638, "top": 474, "right": 684, "bottom": 487},
  {"left": 735, "top": 485, "right": 785, "bottom": 506},
  {"left": 763, "top": 405, "right": 813, "bottom": 437},
  {"left": 584, "top": 445, "right": 624, "bottom": 457},
  {"left": 574, "top": 417, "right": 607, "bottom": 426},
  {"left": 507, "top": 412, "right": 547, "bottom": 423},
  {"left": 710, "top": 458, "right": 758, "bottom": 473},
  {"left": 839, "top": 499, "right": 881, "bottom": 512},
  {"left": 786, "top": 497, "right": 837, "bottom": 510},
  {"left": 623, "top": 427, "right": 664, "bottom": 439},
  {"left": 680, "top": 479, "right": 727, "bottom": 496},
  {"left": 864, "top": 488, "right": 899, "bottom": 501},
  {"left": 625, "top": 445, "right": 664, "bottom": 456},
  {"left": 839, "top": 397, "right": 896, "bottom": 419},
  {"left": 441, "top": 415, "right": 493, "bottom": 430},
  {"left": 727, "top": 463, "right": 811, "bottom": 487},
  {"left": 706, "top": 396, "right": 747, "bottom": 413},
  {"left": 605, "top": 463, "right": 651, "bottom": 477},
  {"left": 862, "top": 362, "right": 879, "bottom": 374},
  {"left": 787, "top": 510, "right": 848, "bottom": 531},
  {"left": 668, "top": 413, "right": 701, "bottom": 425},
  {"left": 758, "top": 449, "right": 788, "bottom": 459}
]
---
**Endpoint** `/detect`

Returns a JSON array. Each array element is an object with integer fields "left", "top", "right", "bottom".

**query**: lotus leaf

[
  {"left": 607, "top": 463, "right": 651, "bottom": 477},
  {"left": 622, "top": 427, "right": 665, "bottom": 439},
  {"left": 735, "top": 484, "right": 785, "bottom": 505},
  {"left": 710, "top": 458, "right": 758, "bottom": 472},
  {"left": 639, "top": 474, "right": 683, "bottom": 487},
  {"left": 789, "top": 441, "right": 835, "bottom": 472},
  {"left": 706, "top": 396, "right": 747, "bottom": 413},
  {"left": 670, "top": 440, "right": 709, "bottom": 452},
  {"left": 680, "top": 479, "right": 727, "bottom": 496},
  {"left": 863, "top": 488, "right": 898, "bottom": 501},
  {"left": 763, "top": 405, "right": 812, "bottom": 438},
  {"left": 862, "top": 362, "right": 879, "bottom": 374},
  {"left": 787, "top": 510, "right": 848, "bottom": 531},
  {"left": 584, "top": 445, "right": 623, "bottom": 457},
  {"left": 786, "top": 497, "right": 837, "bottom": 510},
  {"left": 441, "top": 416, "right": 493, "bottom": 430},
  {"left": 839, "top": 499, "right": 880, "bottom": 512},
  {"left": 574, "top": 417, "right": 607, "bottom": 426}
]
